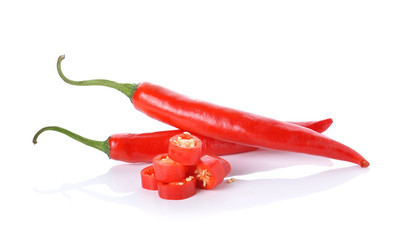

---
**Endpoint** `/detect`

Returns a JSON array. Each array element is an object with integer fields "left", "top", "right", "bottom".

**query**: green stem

[
  {"left": 57, "top": 55, "right": 138, "bottom": 100},
  {"left": 33, "top": 126, "right": 110, "bottom": 157}
]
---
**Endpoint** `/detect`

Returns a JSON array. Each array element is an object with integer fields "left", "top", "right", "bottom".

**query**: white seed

[
  {"left": 226, "top": 178, "right": 236, "bottom": 184},
  {"left": 186, "top": 176, "right": 194, "bottom": 181}
]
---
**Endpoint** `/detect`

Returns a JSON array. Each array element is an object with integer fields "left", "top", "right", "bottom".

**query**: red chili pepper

[
  {"left": 32, "top": 118, "right": 332, "bottom": 163},
  {"left": 152, "top": 153, "right": 187, "bottom": 182},
  {"left": 140, "top": 165, "right": 158, "bottom": 190},
  {"left": 168, "top": 132, "right": 202, "bottom": 165},
  {"left": 157, "top": 176, "right": 196, "bottom": 200},
  {"left": 194, "top": 155, "right": 231, "bottom": 190},
  {"left": 56, "top": 55, "right": 369, "bottom": 167}
]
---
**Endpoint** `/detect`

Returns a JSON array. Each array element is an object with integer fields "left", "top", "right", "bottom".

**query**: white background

[{"left": 1, "top": 1, "right": 399, "bottom": 239}]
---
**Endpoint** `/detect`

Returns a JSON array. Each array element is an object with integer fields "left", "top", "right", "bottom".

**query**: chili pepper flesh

[
  {"left": 157, "top": 176, "right": 196, "bottom": 200},
  {"left": 140, "top": 166, "right": 158, "bottom": 190},
  {"left": 152, "top": 153, "right": 187, "bottom": 182},
  {"left": 168, "top": 132, "right": 202, "bottom": 165}
]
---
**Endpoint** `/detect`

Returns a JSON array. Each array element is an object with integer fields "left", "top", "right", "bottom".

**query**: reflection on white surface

[{"left": 34, "top": 149, "right": 369, "bottom": 217}]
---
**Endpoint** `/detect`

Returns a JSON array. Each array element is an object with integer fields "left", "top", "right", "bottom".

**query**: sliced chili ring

[
  {"left": 168, "top": 132, "right": 202, "bottom": 165},
  {"left": 194, "top": 155, "right": 230, "bottom": 190},
  {"left": 214, "top": 155, "right": 231, "bottom": 176},
  {"left": 157, "top": 176, "right": 196, "bottom": 200},
  {"left": 186, "top": 165, "right": 197, "bottom": 176},
  {"left": 140, "top": 165, "right": 158, "bottom": 190},
  {"left": 153, "top": 153, "right": 186, "bottom": 182}
]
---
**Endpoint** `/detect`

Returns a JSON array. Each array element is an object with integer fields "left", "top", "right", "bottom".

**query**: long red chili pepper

[
  {"left": 56, "top": 55, "right": 369, "bottom": 167},
  {"left": 32, "top": 118, "right": 332, "bottom": 163}
]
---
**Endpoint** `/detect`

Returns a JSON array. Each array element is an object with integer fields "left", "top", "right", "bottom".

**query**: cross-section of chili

[
  {"left": 157, "top": 176, "right": 196, "bottom": 200},
  {"left": 168, "top": 132, "right": 202, "bottom": 165},
  {"left": 194, "top": 155, "right": 231, "bottom": 190},
  {"left": 152, "top": 153, "right": 186, "bottom": 182},
  {"left": 140, "top": 165, "right": 158, "bottom": 190}
]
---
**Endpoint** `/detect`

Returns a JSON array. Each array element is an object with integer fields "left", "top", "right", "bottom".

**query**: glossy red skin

[
  {"left": 108, "top": 118, "right": 333, "bottom": 163},
  {"left": 168, "top": 133, "right": 202, "bottom": 165},
  {"left": 152, "top": 153, "right": 186, "bottom": 182},
  {"left": 157, "top": 178, "right": 196, "bottom": 200},
  {"left": 132, "top": 82, "right": 369, "bottom": 167},
  {"left": 140, "top": 166, "right": 158, "bottom": 190},
  {"left": 287, "top": 118, "right": 333, "bottom": 134},
  {"left": 213, "top": 155, "right": 231, "bottom": 176},
  {"left": 196, "top": 155, "right": 229, "bottom": 190},
  {"left": 186, "top": 165, "right": 197, "bottom": 176}
]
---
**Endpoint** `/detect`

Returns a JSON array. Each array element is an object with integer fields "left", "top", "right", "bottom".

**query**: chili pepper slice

[
  {"left": 157, "top": 176, "right": 196, "bottom": 200},
  {"left": 56, "top": 55, "right": 369, "bottom": 167},
  {"left": 214, "top": 155, "right": 231, "bottom": 176},
  {"left": 140, "top": 165, "right": 158, "bottom": 190},
  {"left": 186, "top": 165, "right": 197, "bottom": 177},
  {"left": 195, "top": 155, "right": 231, "bottom": 190},
  {"left": 32, "top": 118, "right": 332, "bottom": 163},
  {"left": 168, "top": 132, "right": 202, "bottom": 165},
  {"left": 152, "top": 153, "right": 186, "bottom": 182}
]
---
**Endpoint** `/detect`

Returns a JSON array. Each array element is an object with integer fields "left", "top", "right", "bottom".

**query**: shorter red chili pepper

[
  {"left": 157, "top": 176, "right": 197, "bottom": 200},
  {"left": 194, "top": 155, "right": 231, "bottom": 190},
  {"left": 32, "top": 119, "right": 332, "bottom": 163},
  {"left": 152, "top": 153, "right": 187, "bottom": 182},
  {"left": 168, "top": 132, "right": 202, "bottom": 165},
  {"left": 140, "top": 166, "right": 158, "bottom": 190}
]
